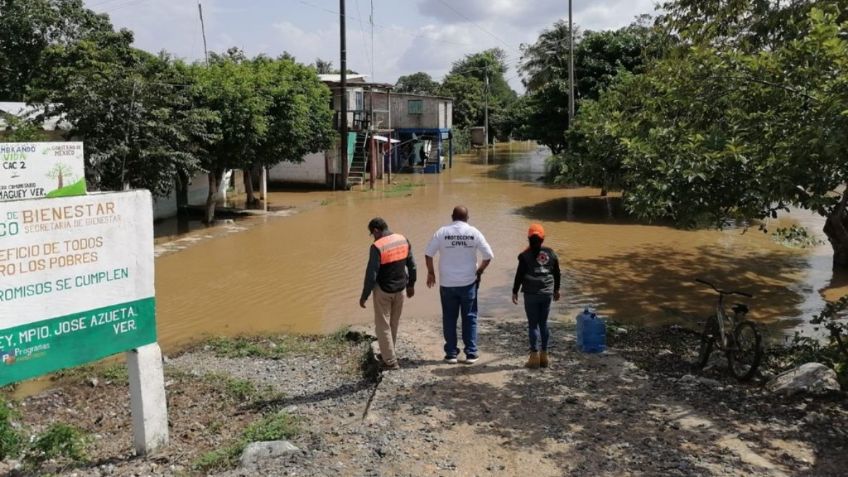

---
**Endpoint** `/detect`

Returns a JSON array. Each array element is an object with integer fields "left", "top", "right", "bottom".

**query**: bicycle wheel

[
  {"left": 727, "top": 320, "right": 763, "bottom": 381},
  {"left": 697, "top": 315, "right": 719, "bottom": 369}
]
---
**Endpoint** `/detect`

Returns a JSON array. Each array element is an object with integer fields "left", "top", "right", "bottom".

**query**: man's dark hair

[
  {"left": 367, "top": 217, "right": 388, "bottom": 232},
  {"left": 451, "top": 206, "right": 468, "bottom": 222}
]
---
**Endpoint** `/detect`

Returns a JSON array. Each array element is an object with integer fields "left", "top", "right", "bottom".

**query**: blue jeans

[
  {"left": 440, "top": 284, "right": 478, "bottom": 357},
  {"left": 524, "top": 293, "right": 551, "bottom": 352}
]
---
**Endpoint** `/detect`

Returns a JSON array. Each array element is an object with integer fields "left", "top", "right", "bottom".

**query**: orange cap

[{"left": 528, "top": 223, "right": 545, "bottom": 239}]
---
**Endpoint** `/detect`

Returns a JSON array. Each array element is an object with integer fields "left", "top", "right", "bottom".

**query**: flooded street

[{"left": 154, "top": 143, "right": 847, "bottom": 350}]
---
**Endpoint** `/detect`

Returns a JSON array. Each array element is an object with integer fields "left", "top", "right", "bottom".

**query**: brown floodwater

[{"left": 153, "top": 143, "right": 848, "bottom": 351}]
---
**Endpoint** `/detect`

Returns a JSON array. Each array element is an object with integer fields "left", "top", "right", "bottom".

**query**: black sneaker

[
  {"left": 465, "top": 354, "right": 479, "bottom": 364},
  {"left": 444, "top": 356, "right": 458, "bottom": 364}
]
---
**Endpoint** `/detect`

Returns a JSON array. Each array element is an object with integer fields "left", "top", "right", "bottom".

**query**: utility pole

[
  {"left": 370, "top": 0, "right": 375, "bottom": 82},
  {"left": 568, "top": 0, "right": 575, "bottom": 126},
  {"left": 198, "top": 2, "right": 209, "bottom": 66},
  {"left": 340, "top": 0, "right": 349, "bottom": 188},
  {"left": 484, "top": 69, "right": 489, "bottom": 163}
]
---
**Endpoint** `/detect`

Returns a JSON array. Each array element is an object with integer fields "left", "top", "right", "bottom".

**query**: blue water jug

[{"left": 576, "top": 308, "right": 606, "bottom": 353}]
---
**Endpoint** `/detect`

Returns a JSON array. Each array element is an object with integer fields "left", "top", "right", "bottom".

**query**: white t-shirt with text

[{"left": 425, "top": 221, "right": 494, "bottom": 287}]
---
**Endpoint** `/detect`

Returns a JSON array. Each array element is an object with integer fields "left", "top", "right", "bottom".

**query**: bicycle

[{"left": 695, "top": 278, "right": 764, "bottom": 381}]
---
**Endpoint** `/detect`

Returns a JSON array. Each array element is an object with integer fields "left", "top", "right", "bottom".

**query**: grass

[
  {"left": 199, "top": 329, "right": 369, "bottom": 378},
  {"left": 204, "top": 328, "right": 354, "bottom": 361},
  {"left": 25, "top": 423, "right": 89, "bottom": 467},
  {"left": 0, "top": 397, "right": 23, "bottom": 460},
  {"left": 45, "top": 178, "right": 86, "bottom": 198},
  {"left": 51, "top": 360, "right": 129, "bottom": 385},
  {"left": 0, "top": 396, "right": 89, "bottom": 470},
  {"left": 200, "top": 373, "right": 283, "bottom": 403},
  {"left": 383, "top": 181, "right": 424, "bottom": 198},
  {"left": 192, "top": 411, "right": 299, "bottom": 472}
]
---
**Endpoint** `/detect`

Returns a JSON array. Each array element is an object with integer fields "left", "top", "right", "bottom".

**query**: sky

[{"left": 82, "top": 0, "right": 658, "bottom": 91}]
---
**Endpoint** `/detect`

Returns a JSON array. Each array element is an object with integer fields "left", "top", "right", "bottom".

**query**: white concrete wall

[
  {"left": 152, "top": 196, "right": 177, "bottom": 220},
  {"left": 152, "top": 171, "right": 210, "bottom": 220},
  {"left": 388, "top": 93, "right": 453, "bottom": 130},
  {"left": 269, "top": 152, "right": 327, "bottom": 185},
  {"left": 438, "top": 102, "right": 446, "bottom": 129}
]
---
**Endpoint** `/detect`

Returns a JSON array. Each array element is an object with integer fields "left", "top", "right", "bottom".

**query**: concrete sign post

[
  {"left": 128, "top": 343, "right": 169, "bottom": 453},
  {"left": 0, "top": 190, "right": 168, "bottom": 454},
  {"left": 0, "top": 142, "right": 86, "bottom": 200}
]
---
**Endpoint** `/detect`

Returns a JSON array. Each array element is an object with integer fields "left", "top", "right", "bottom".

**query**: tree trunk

[
  {"left": 58, "top": 172, "right": 63, "bottom": 189},
  {"left": 824, "top": 189, "right": 848, "bottom": 270},
  {"left": 243, "top": 167, "right": 256, "bottom": 206},
  {"left": 176, "top": 170, "right": 190, "bottom": 212},
  {"left": 204, "top": 169, "right": 223, "bottom": 224}
]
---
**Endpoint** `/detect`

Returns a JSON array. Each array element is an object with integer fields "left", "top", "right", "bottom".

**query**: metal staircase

[{"left": 348, "top": 131, "right": 369, "bottom": 187}]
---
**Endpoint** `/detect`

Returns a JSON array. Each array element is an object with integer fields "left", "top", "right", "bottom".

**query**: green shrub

[
  {"left": 25, "top": 423, "right": 89, "bottom": 466},
  {"left": 0, "top": 398, "right": 23, "bottom": 460},
  {"left": 242, "top": 412, "right": 299, "bottom": 443},
  {"left": 772, "top": 225, "right": 825, "bottom": 248},
  {"left": 193, "top": 411, "right": 299, "bottom": 472}
]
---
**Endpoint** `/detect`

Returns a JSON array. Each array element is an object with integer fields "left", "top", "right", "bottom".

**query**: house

[
  {"left": 385, "top": 92, "right": 453, "bottom": 174},
  {"left": 268, "top": 75, "right": 454, "bottom": 189}
]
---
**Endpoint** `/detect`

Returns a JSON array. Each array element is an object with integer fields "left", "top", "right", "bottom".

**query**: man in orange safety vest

[{"left": 360, "top": 217, "right": 417, "bottom": 370}]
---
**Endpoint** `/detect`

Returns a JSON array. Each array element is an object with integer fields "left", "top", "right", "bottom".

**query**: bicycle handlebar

[{"left": 695, "top": 278, "right": 753, "bottom": 298}]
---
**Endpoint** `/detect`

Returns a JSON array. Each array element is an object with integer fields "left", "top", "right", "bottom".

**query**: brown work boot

[
  {"left": 525, "top": 352, "right": 540, "bottom": 369},
  {"left": 540, "top": 351, "right": 550, "bottom": 368},
  {"left": 382, "top": 361, "right": 400, "bottom": 371}
]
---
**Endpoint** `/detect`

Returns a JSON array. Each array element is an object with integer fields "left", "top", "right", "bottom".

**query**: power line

[
  {"left": 353, "top": 0, "right": 373, "bottom": 78},
  {"left": 296, "top": 0, "right": 512, "bottom": 51},
  {"left": 97, "top": 0, "right": 148, "bottom": 13},
  {"left": 434, "top": 0, "right": 513, "bottom": 50},
  {"left": 88, "top": 0, "right": 132, "bottom": 9}
]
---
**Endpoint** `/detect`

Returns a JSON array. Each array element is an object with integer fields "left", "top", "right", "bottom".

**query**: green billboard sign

[{"left": 0, "top": 191, "right": 156, "bottom": 386}]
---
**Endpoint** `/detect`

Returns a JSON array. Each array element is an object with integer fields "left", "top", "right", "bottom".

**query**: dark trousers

[{"left": 524, "top": 293, "right": 551, "bottom": 352}]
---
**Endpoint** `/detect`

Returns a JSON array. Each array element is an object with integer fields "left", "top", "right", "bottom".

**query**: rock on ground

[
  {"left": 240, "top": 441, "right": 300, "bottom": 469},
  {"left": 766, "top": 362, "right": 842, "bottom": 397}
]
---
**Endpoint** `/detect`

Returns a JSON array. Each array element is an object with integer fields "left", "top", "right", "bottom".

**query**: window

[
  {"left": 355, "top": 91, "right": 364, "bottom": 111},
  {"left": 408, "top": 99, "right": 423, "bottom": 115}
]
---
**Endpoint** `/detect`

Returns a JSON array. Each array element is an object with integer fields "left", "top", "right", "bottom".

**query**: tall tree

[
  {"left": 395, "top": 72, "right": 440, "bottom": 95},
  {"left": 440, "top": 48, "right": 516, "bottom": 141},
  {"left": 657, "top": 0, "right": 845, "bottom": 52},
  {"left": 438, "top": 74, "right": 484, "bottom": 130},
  {"left": 192, "top": 51, "right": 265, "bottom": 222},
  {"left": 519, "top": 20, "right": 577, "bottom": 93},
  {"left": 194, "top": 51, "right": 335, "bottom": 220},
  {"left": 313, "top": 58, "right": 334, "bottom": 74},
  {"left": 29, "top": 25, "right": 218, "bottom": 198},
  {"left": 555, "top": 5, "right": 848, "bottom": 269},
  {"left": 245, "top": 55, "right": 335, "bottom": 204},
  {"left": 0, "top": 0, "right": 115, "bottom": 100},
  {"left": 515, "top": 19, "right": 658, "bottom": 153}
]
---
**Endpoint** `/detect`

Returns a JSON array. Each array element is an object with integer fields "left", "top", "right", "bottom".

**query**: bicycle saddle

[{"left": 732, "top": 303, "right": 749, "bottom": 314}]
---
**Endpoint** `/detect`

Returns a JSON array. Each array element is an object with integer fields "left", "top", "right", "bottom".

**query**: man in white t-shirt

[{"left": 425, "top": 206, "right": 494, "bottom": 364}]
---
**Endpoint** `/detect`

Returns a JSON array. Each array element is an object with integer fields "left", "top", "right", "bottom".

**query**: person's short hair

[{"left": 367, "top": 217, "right": 388, "bottom": 232}]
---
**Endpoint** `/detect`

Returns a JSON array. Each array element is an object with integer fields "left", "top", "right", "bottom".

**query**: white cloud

[
  {"left": 90, "top": 0, "right": 207, "bottom": 60},
  {"left": 416, "top": 0, "right": 656, "bottom": 31},
  {"left": 87, "top": 0, "right": 659, "bottom": 91}
]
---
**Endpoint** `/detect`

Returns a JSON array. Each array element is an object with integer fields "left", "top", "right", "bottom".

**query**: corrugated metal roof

[{"left": 318, "top": 74, "right": 368, "bottom": 83}]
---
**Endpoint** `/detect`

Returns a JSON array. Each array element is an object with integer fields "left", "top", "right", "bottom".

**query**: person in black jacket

[
  {"left": 512, "top": 223, "right": 561, "bottom": 369},
  {"left": 360, "top": 217, "right": 417, "bottom": 370}
]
